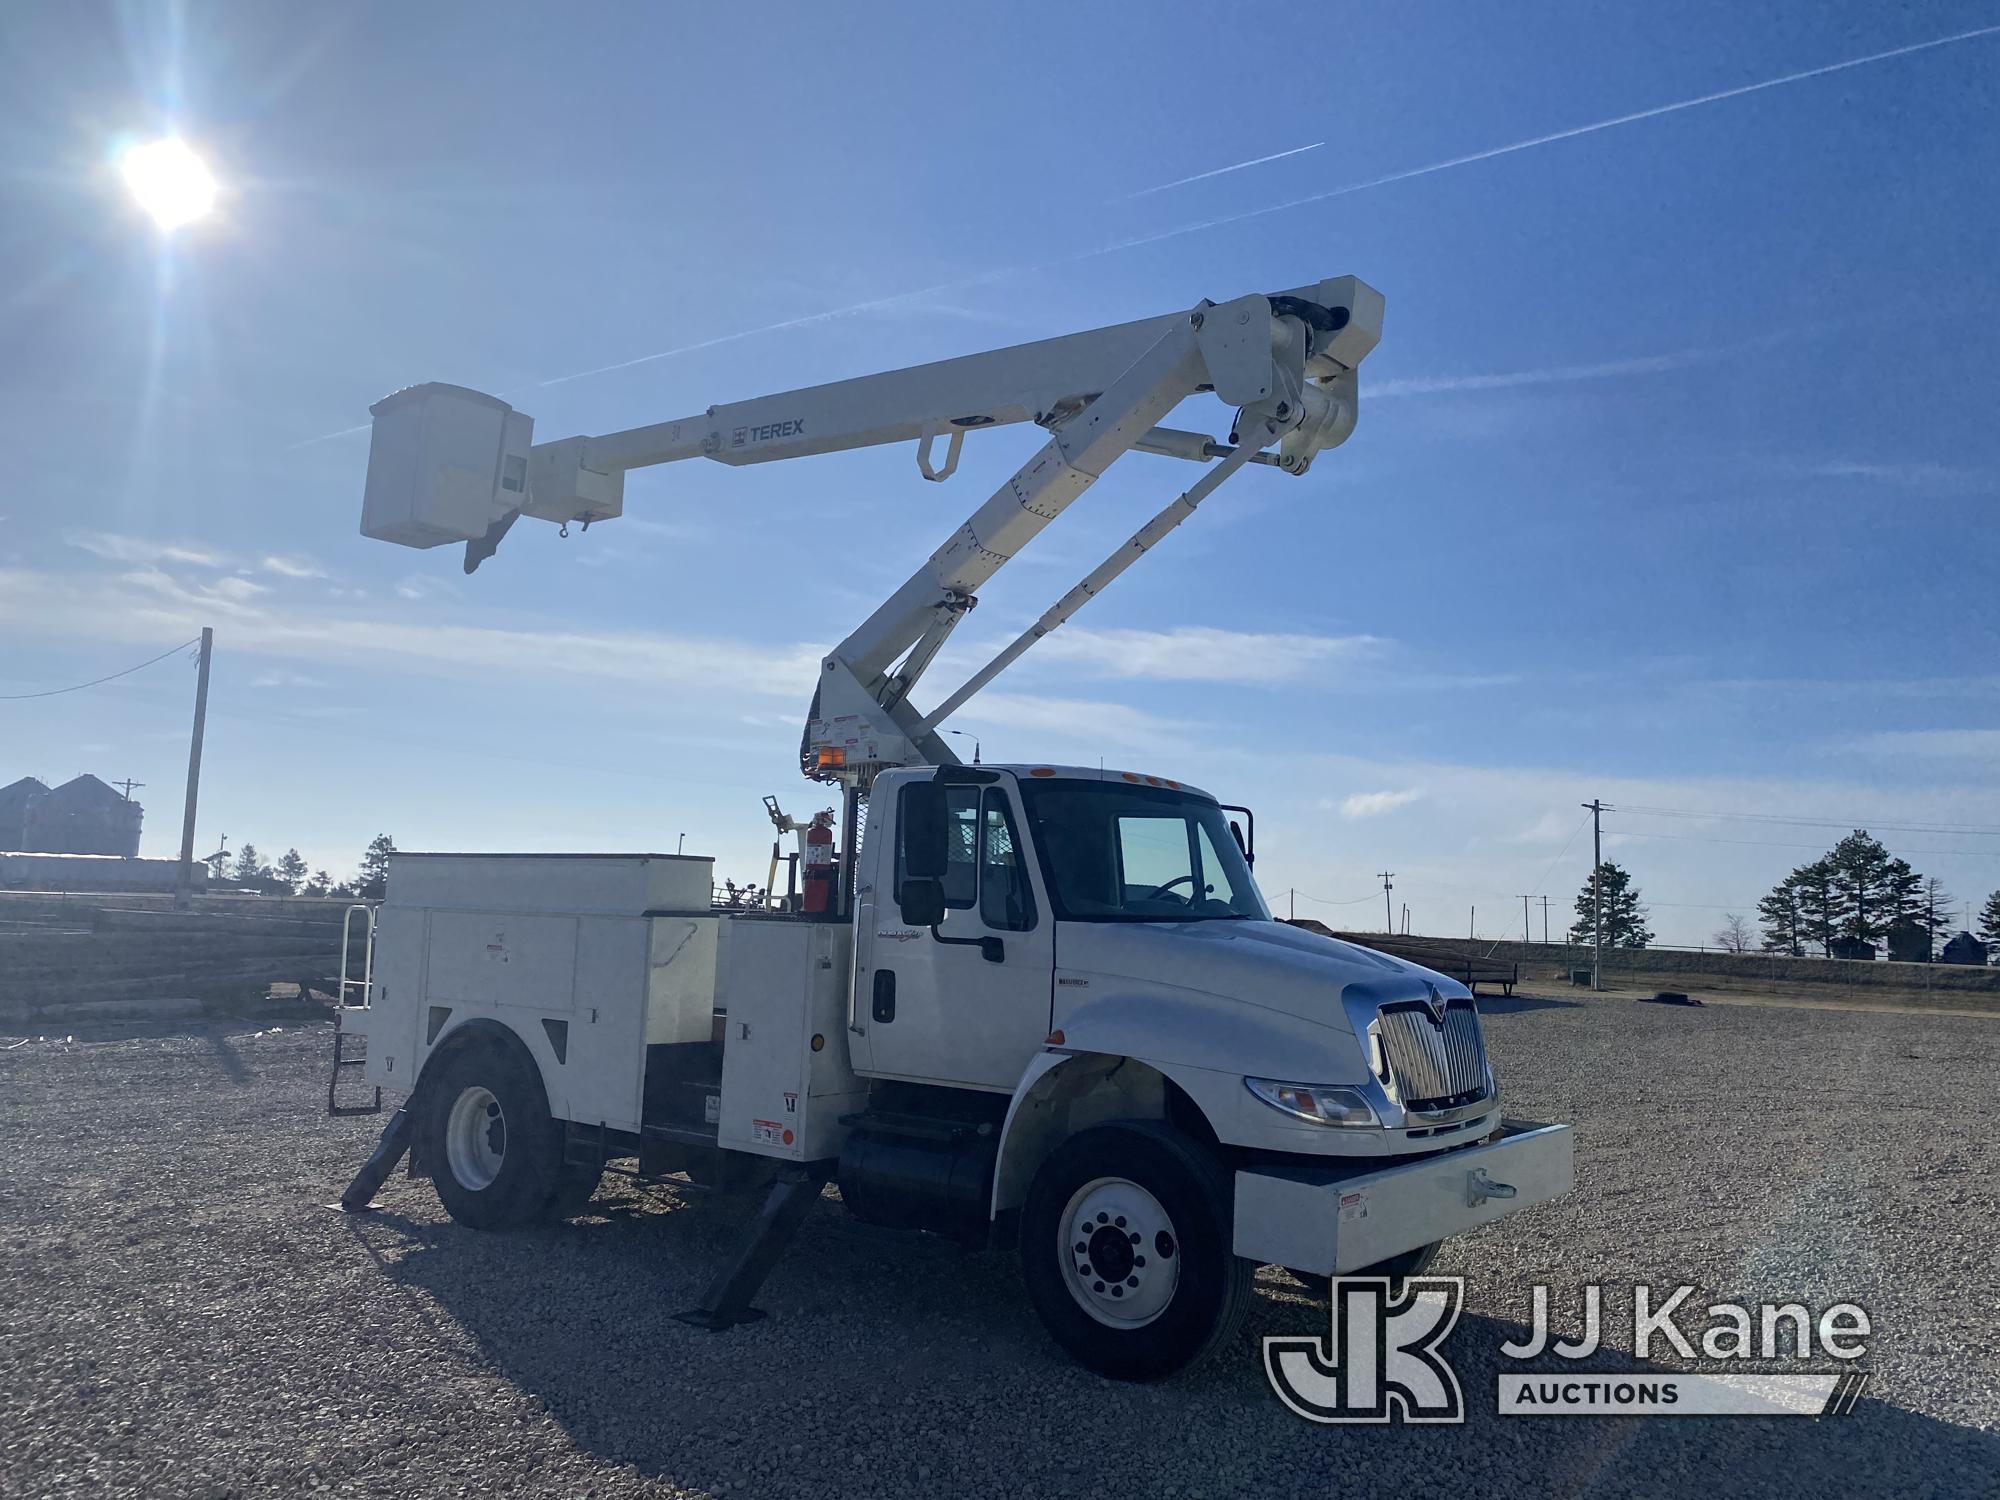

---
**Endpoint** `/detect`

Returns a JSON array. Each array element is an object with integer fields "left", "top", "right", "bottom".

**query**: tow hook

[{"left": 1466, "top": 1168, "right": 1517, "bottom": 1208}]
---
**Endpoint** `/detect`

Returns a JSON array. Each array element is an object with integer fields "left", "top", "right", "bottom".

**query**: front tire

[
  {"left": 1020, "top": 1121, "right": 1252, "bottom": 1381},
  {"left": 419, "top": 1039, "right": 563, "bottom": 1230}
]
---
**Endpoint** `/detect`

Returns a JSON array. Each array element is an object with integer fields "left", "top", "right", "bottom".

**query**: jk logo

[{"left": 1264, "top": 1277, "right": 1466, "bottom": 1424}]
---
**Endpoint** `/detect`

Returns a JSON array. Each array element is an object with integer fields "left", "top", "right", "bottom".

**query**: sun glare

[{"left": 120, "top": 138, "right": 217, "bottom": 231}]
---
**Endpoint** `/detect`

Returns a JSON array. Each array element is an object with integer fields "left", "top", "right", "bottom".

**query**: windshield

[{"left": 1018, "top": 779, "right": 1268, "bottom": 922}]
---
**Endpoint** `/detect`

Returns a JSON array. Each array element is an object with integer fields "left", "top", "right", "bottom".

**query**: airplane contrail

[
  {"left": 1117, "top": 141, "right": 1324, "bottom": 201},
  {"left": 285, "top": 21, "right": 1998, "bottom": 445},
  {"left": 1087, "top": 21, "right": 2000, "bottom": 251}
]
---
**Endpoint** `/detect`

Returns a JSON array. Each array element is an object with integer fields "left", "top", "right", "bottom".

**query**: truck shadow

[{"left": 364, "top": 1191, "right": 1997, "bottom": 1499}]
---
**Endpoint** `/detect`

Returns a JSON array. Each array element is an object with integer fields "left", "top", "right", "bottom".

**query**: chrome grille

[{"left": 1375, "top": 997, "right": 1488, "bottom": 1108}]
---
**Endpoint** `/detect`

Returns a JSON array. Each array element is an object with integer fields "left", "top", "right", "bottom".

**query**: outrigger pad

[
  {"left": 673, "top": 1305, "right": 770, "bottom": 1331},
  {"left": 673, "top": 1164, "right": 831, "bottom": 1330}
]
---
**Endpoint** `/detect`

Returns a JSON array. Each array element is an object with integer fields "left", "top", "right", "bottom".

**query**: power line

[
  {"left": 1290, "top": 888, "right": 1382, "bottom": 907},
  {"left": 1525, "top": 810, "right": 1592, "bottom": 897},
  {"left": 1612, "top": 828, "right": 2000, "bottom": 861},
  {"left": 1614, "top": 803, "right": 2000, "bottom": 838},
  {"left": 0, "top": 638, "right": 200, "bottom": 701}
]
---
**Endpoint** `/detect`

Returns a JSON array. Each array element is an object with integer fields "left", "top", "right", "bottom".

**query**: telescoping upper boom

[{"left": 358, "top": 275, "right": 1383, "bottom": 785}]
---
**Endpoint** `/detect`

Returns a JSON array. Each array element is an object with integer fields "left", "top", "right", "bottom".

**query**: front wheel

[{"left": 1020, "top": 1121, "right": 1252, "bottom": 1381}]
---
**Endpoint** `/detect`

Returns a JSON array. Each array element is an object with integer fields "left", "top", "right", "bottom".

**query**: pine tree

[
  {"left": 1757, "top": 872, "right": 1808, "bottom": 955},
  {"left": 305, "top": 869, "right": 333, "bottom": 897},
  {"left": 1568, "top": 861, "right": 1653, "bottom": 949},
  {"left": 1978, "top": 890, "right": 2000, "bottom": 962},
  {"left": 1793, "top": 860, "right": 1840, "bottom": 957},
  {"left": 1917, "top": 876, "right": 1955, "bottom": 944},
  {"left": 359, "top": 834, "right": 397, "bottom": 899},
  {"left": 275, "top": 849, "right": 308, "bottom": 895},
  {"left": 231, "top": 843, "right": 269, "bottom": 888}
]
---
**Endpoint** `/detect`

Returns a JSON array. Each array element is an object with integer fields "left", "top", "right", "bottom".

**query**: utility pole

[
  {"left": 1377, "top": 871, "right": 1394, "bottom": 934},
  {"left": 1519, "top": 895, "right": 1530, "bottom": 945},
  {"left": 1469, "top": 905, "right": 1476, "bottom": 941},
  {"left": 1582, "top": 799, "right": 1606, "bottom": 990},
  {"left": 1539, "top": 894, "right": 1551, "bottom": 945},
  {"left": 173, "top": 628, "right": 213, "bottom": 910},
  {"left": 113, "top": 778, "right": 144, "bottom": 801},
  {"left": 1288, "top": 888, "right": 1295, "bottom": 922}
]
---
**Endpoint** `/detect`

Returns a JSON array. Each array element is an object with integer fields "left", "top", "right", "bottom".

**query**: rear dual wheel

[{"left": 420, "top": 1038, "right": 598, "bottom": 1227}]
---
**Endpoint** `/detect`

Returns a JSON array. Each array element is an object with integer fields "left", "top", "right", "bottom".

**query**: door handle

[{"left": 872, "top": 969, "right": 896, "bottom": 1023}]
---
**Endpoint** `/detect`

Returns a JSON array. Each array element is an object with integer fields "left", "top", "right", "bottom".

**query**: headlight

[{"left": 1245, "top": 1077, "right": 1380, "bottom": 1129}]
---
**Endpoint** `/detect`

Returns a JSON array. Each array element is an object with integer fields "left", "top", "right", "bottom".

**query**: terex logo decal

[{"left": 733, "top": 417, "right": 805, "bottom": 447}]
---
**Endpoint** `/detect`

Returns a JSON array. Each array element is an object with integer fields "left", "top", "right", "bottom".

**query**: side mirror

[
  {"left": 901, "top": 782, "right": 950, "bottom": 880},
  {"left": 1222, "top": 804, "right": 1256, "bottom": 867},
  {"left": 899, "top": 877, "right": 946, "bottom": 928}
]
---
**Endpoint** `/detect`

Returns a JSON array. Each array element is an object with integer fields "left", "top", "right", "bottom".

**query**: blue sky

[{"left": 3, "top": 1, "right": 1996, "bottom": 942}]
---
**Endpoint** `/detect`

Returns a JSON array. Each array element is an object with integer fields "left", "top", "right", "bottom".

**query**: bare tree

[{"left": 1712, "top": 913, "right": 1755, "bottom": 954}]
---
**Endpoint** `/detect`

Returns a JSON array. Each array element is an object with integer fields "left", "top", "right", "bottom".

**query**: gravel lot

[{"left": 3, "top": 993, "right": 1996, "bottom": 1499}]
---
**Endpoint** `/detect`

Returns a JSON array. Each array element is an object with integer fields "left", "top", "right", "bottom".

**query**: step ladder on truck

[{"left": 334, "top": 274, "right": 1575, "bottom": 1380}]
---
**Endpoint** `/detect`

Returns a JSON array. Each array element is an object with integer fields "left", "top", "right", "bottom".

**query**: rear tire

[
  {"left": 1282, "top": 1241, "right": 1442, "bottom": 1300},
  {"left": 1020, "top": 1121, "right": 1252, "bottom": 1381},
  {"left": 419, "top": 1038, "right": 562, "bottom": 1230}
]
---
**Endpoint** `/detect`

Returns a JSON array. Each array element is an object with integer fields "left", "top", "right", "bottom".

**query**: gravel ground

[{"left": 2, "top": 994, "right": 1996, "bottom": 1499}]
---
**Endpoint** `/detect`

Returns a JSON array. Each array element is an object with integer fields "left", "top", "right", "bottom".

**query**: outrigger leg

[
  {"left": 338, "top": 1107, "right": 412, "bottom": 1213},
  {"left": 674, "top": 1163, "right": 832, "bottom": 1329}
]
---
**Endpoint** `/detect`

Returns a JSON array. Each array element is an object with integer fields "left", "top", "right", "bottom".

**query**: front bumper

[{"left": 1231, "top": 1119, "right": 1574, "bottom": 1275}]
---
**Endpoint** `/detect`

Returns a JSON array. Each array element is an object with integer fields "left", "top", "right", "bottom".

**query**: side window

[
  {"left": 979, "top": 791, "right": 1037, "bottom": 932},
  {"left": 898, "top": 783, "right": 978, "bottom": 909}
]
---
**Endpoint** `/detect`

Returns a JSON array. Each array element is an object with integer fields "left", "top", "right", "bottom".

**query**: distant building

[
  {"left": 1940, "top": 932, "right": 1989, "bottom": 967},
  {"left": 0, "top": 776, "right": 46, "bottom": 848},
  {"left": 1885, "top": 919, "right": 1930, "bottom": 965},
  {"left": 2, "top": 774, "right": 144, "bottom": 857},
  {"left": 1829, "top": 937, "right": 1878, "bottom": 962},
  {"left": 0, "top": 851, "right": 200, "bottom": 893}
]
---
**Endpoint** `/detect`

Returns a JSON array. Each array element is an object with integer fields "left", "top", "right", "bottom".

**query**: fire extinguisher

[{"left": 801, "top": 809, "right": 837, "bottom": 915}]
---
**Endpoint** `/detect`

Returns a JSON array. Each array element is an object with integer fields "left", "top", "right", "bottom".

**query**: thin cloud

[
  {"left": 0, "top": 564, "right": 821, "bottom": 700},
  {"left": 1098, "top": 23, "right": 2000, "bottom": 254},
  {"left": 1030, "top": 626, "right": 1382, "bottom": 685},
  {"left": 1838, "top": 729, "right": 2000, "bottom": 763},
  {"left": 281, "top": 22, "right": 2000, "bottom": 440},
  {"left": 65, "top": 531, "right": 229, "bottom": 568},
  {"left": 1372, "top": 347, "right": 1719, "bottom": 399},
  {"left": 1117, "top": 141, "right": 1324, "bottom": 200},
  {"left": 1341, "top": 789, "right": 1424, "bottom": 819},
  {"left": 260, "top": 554, "right": 327, "bottom": 579}
]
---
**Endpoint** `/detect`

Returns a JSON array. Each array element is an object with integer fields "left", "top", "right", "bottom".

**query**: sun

[{"left": 119, "top": 138, "right": 218, "bottom": 231}]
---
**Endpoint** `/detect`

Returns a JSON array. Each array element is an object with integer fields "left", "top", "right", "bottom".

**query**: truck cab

[{"left": 856, "top": 764, "right": 1499, "bottom": 1156}]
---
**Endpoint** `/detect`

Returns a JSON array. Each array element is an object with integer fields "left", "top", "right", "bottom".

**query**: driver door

[{"left": 855, "top": 777, "right": 1055, "bottom": 1091}]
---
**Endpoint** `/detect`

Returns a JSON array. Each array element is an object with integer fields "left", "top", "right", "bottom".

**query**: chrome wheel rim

[
  {"left": 445, "top": 1085, "right": 506, "bottom": 1190},
  {"left": 1057, "top": 1176, "right": 1180, "bottom": 1328}
]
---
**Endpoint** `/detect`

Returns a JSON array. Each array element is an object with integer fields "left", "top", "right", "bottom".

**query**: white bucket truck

[{"left": 338, "top": 276, "right": 1574, "bottom": 1379}]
